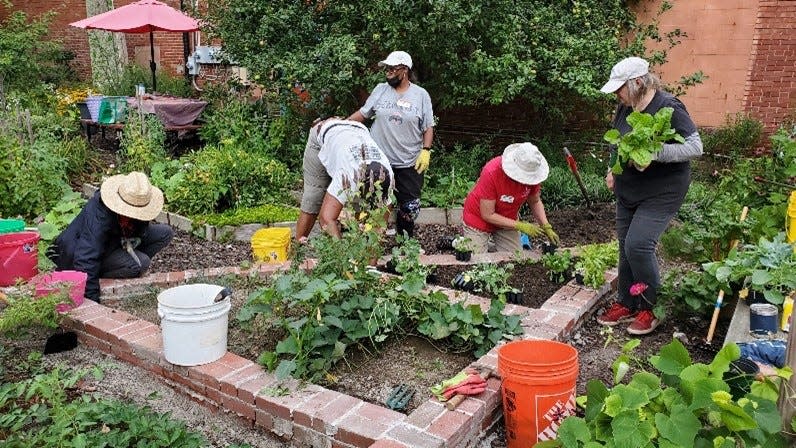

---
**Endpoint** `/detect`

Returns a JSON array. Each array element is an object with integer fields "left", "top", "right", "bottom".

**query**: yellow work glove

[
  {"left": 414, "top": 148, "right": 431, "bottom": 174},
  {"left": 515, "top": 221, "right": 543, "bottom": 238},
  {"left": 542, "top": 223, "right": 560, "bottom": 245}
]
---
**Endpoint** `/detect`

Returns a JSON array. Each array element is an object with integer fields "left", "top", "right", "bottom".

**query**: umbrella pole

[{"left": 149, "top": 31, "right": 157, "bottom": 92}]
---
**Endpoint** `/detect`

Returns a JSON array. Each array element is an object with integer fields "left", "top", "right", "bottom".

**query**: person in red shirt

[{"left": 462, "top": 143, "right": 559, "bottom": 253}]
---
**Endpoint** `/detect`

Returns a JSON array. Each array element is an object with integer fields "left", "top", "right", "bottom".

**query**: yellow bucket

[
  {"left": 251, "top": 227, "right": 292, "bottom": 263},
  {"left": 787, "top": 190, "right": 796, "bottom": 246}
]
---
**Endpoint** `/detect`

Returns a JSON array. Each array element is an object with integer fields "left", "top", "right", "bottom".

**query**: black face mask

[{"left": 386, "top": 76, "right": 401, "bottom": 88}]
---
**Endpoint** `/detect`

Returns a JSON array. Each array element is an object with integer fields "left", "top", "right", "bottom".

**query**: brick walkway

[{"left": 62, "top": 250, "right": 617, "bottom": 448}]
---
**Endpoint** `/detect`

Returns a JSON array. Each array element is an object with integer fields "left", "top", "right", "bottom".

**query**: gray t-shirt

[{"left": 359, "top": 82, "right": 434, "bottom": 168}]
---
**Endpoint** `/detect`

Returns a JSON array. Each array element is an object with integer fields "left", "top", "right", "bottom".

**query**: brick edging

[{"left": 69, "top": 259, "right": 617, "bottom": 448}]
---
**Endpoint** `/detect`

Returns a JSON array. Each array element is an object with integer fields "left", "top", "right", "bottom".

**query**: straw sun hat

[
  {"left": 100, "top": 172, "right": 164, "bottom": 221},
  {"left": 501, "top": 143, "right": 549, "bottom": 185}
]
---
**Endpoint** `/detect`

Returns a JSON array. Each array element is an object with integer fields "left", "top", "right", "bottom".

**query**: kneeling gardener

[
  {"left": 49, "top": 172, "right": 174, "bottom": 303},
  {"left": 296, "top": 118, "right": 394, "bottom": 240}
]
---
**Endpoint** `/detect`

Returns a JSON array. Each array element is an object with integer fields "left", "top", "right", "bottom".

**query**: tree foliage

[{"left": 203, "top": 0, "right": 673, "bottom": 119}]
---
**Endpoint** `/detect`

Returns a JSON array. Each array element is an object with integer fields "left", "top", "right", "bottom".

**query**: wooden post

[{"left": 778, "top": 324, "right": 796, "bottom": 441}]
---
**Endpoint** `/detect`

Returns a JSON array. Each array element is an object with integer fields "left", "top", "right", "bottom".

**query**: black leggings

[{"left": 393, "top": 167, "right": 424, "bottom": 238}]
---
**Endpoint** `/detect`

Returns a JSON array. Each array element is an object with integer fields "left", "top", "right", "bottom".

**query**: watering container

[
  {"left": 0, "top": 219, "right": 25, "bottom": 234},
  {"left": 498, "top": 340, "right": 579, "bottom": 448},
  {"left": 251, "top": 227, "right": 291, "bottom": 263},
  {"left": 0, "top": 231, "right": 39, "bottom": 286},
  {"left": 85, "top": 95, "right": 105, "bottom": 122},
  {"left": 749, "top": 303, "right": 778, "bottom": 336},
  {"left": 33, "top": 270, "right": 87, "bottom": 313},
  {"left": 97, "top": 96, "right": 128, "bottom": 124},
  {"left": 157, "top": 284, "right": 232, "bottom": 366}
]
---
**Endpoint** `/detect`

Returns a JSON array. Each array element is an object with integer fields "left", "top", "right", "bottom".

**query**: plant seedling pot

[
  {"left": 541, "top": 242, "right": 557, "bottom": 255},
  {"left": 574, "top": 272, "right": 585, "bottom": 285},
  {"left": 436, "top": 235, "right": 456, "bottom": 251},
  {"left": 452, "top": 272, "right": 474, "bottom": 291},
  {"left": 723, "top": 357, "right": 759, "bottom": 399},
  {"left": 455, "top": 250, "right": 472, "bottom": 262},
  {"left": 506, "top": 291, "right": 524, "bottom": 305}
]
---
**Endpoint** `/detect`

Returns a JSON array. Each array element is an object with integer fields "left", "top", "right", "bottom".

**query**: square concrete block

[
  {"left": 416, "top": 208, "right": 446, "bottom": 225},
  {"left": 446, "top": 207, "right": 463, "bottom": 225},
  {"left": 168, "top": 212, "right": 193, "bottom": 232}
]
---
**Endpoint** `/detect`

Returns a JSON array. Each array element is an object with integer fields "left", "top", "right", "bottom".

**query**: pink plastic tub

[
  {"left": 0, "top": 231, "right": 40, "bottom": 286},
  {"left": 33, "top": 270, "right": 87, "bottom": 313}
]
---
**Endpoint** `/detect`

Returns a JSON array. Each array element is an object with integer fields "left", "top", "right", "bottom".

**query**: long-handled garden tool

[
  {"left": 562, "top": 147, "right": 594, "bottom": 214},
  {"left": 706, "top": 206, "right": 749, "bottom": 344}
]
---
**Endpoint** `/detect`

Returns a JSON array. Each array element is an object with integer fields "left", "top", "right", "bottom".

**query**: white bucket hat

[
  {"left": 501, "top": 143, "right": 549, "bottom": 185},
  {"left": 378, "top": 51, "right": 413, "bottom": 69},
  {"left": 600, "top": 57, "right": 650, "bottom": 93},
  {"left": 100, "top": 172, "right": 164, "bottom": 221}
]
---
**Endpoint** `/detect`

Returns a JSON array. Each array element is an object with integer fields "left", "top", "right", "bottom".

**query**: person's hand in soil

[
  {"left": 515, "top": 221, "right": 542, "bottom": 238},
  {"left": 542, "top": 223, "right": 560, "bottom": 245}
]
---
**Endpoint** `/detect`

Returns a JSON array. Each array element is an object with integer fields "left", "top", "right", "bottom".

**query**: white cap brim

[{"left": 600, "top": 79, "right": 626, "bottom": 94}]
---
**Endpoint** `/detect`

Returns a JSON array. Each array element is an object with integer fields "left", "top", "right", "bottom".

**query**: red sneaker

[
  {"left": 627, "top": 310, "right": 660, "bottom": 335},
  {"left": 596, "top": 303, "right": 637, "bottom": 326}
]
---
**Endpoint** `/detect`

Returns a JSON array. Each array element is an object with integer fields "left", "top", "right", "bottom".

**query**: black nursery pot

[
  {"left": 76, "top": 102, "right": 91, "bottom": 119},
  {"left": 747, "top": 289, "right": 768, "bottom": 305},
  {"left": 452, "top": 272, "right": 474, "bottom": 291},
  {"left": 723, "top": 357, "right": 760, "bottom": 399},
  {"left": 541, "top": 242, "right": 557, "bottom": 255},
  {"left": 436, "top": 236, "right": 456, "bottom": 251},
  {"left": 506, "top": 291, "right": 524, "bottom": 305},
  {"left": 384, "top": 259, "right": 398, "bottom": 274},
  {"left": 455, "top": 250, "right": 472, "bottom": 262},
  {"left": 574, "top": 272, "right": 585, "bottom": 285}
]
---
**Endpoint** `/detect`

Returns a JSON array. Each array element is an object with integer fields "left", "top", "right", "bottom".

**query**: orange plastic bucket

[
  {"left": 498, "top": 339, "right": 579, "bottom": 448},
  {"left": 0, "top": 231, "right": 40, "bottom": 286}
]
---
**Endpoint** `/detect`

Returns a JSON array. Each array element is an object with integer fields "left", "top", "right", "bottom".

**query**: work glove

[
  {"left": 515, "top": 221, "right": 543, "bottom": 238},
  {"left": 542, "top": 223, "right": 560, "bottom": 245},
  {"left": 430, "top": 369, "right": 486, "bottom": 402},
  {"left": 414, "top": 148, "right": 431, "bottom": 174}
]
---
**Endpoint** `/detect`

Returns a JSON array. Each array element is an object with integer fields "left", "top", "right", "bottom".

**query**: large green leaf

[
  {"left": 556, "top": 416, "right": 592, "bottom": 446},
  {"left": 650, "top": 339, "right": 691, "bottom": 376},
  {"left": 611, "top": 410, "right": 655, "bottom": 448},
  {"left": 655, "top": 404, "right": 700, "bottom": 446},
  {"left": 584, "top": 379, "right": 609, "bottom": 421}
]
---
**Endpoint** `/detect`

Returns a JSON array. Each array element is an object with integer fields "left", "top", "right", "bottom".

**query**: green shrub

[
  {"left": 540, "top": 166, "right": 612, "bottom": 210},
  {"left": 193, "top": 204, "right": 300, "bottom": 226},
  {"left": 119, "top": 111, "right": 167, "bottom": 174},
  {"left": 702, "top": 113, "right": 763, "bottom": 158},
  {"left": 101, "top": 64, "right": 193, "bottom": 98},
  {"left": 166, "top": 143, "right": 295, "bottom": 215}
]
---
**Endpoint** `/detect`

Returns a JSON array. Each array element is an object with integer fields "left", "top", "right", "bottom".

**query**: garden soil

[{"left": 1, "top": 202, "right": 729, "bottom": 447}]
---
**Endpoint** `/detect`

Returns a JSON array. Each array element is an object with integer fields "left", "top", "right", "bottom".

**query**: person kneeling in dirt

[
  {"left": 295, "top": 117, "right": 394, "bottom": 240},
  {"left": 48, "top": 172, "right": 173, "bottom": 303},
  {"left": 461, "top": 143, "right": 559, "bottom": 253}
]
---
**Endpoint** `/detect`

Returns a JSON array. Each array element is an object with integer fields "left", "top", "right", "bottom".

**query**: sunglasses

[{"left": 384, "top": 65, "right": 406, "bottom": 74}]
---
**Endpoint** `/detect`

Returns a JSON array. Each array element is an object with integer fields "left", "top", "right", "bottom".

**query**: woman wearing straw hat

[
  {"left": 461, "top": 143, "right": 559, "bottom": 254},
  {"left": 49, "top": 172, "right": 174, "bottom": 303}
]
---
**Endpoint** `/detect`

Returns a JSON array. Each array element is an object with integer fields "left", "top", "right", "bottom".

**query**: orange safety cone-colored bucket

[{"left": 498, "top": 339, "right": 579, "bottom": 448}]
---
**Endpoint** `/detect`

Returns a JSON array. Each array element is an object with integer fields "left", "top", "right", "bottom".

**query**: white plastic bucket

[{"left": 157, "top": 284, "right": 232, "bottom": 366}]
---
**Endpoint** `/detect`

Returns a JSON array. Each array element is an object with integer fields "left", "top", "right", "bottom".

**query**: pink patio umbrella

[{"left": 70, "top": 0, "right": 200, "bottom": 92}]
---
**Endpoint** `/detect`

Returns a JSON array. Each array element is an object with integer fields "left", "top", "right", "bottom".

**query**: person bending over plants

[
  {"left": 47, "top": 172, "right": 174, "bottom": 303},
  {"left": 295, "top": 117, "right": 394, "bottom": 240},
  {"left": 461, "top": 142, "right": 559, "bottom": 254},
  {"left": 596, "top": 57, "right": 703, "bottom": 335}
]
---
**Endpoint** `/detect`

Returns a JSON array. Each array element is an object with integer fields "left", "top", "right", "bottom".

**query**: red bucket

[
  {"left": 33, "top": 270, "right": 87, "bottom": 313},
  {"left": 0, "top": 231, "right": 40, "bottom": 286}
]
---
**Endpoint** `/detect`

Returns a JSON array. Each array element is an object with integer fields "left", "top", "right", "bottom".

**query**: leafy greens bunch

[{"left": 604, "top": 107, "right": 683, "bottom": 175}]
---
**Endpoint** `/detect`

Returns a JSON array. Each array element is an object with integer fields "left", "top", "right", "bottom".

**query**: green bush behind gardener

[{"left": 461, "top": 143, "right": 559, "bottom": 253}]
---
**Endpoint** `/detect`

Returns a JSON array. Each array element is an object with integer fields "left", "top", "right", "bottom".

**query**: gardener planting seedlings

[
  {"left": 461, "top": 143, "right": 559, "bottom": 254},
  {"left": 295, "top": 117, "right": 394, "bottom": 240},
  {"left": 596, "top": 57, "right": 703, "bottom": 335},
  {"left": 47, "top": 172, "right": 173, "bottom": 303}
]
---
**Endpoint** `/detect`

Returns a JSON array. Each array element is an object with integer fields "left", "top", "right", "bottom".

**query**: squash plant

[
  {"left": 604, "top": 107, "right": 684, "bottom": 175},
  {"left": 537, "top": 339, "right": 790, "bottom": 447}
]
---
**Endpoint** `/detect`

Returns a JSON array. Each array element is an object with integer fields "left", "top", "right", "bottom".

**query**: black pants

[
  {"left": 393, "top": 167, "right": 424, "bottom": 238},
  {"left": 615, "top": 190, "right": 686, "bottom": 311},
  {"left": 101, "top": 223, "right": 173, "bottom": 278}
]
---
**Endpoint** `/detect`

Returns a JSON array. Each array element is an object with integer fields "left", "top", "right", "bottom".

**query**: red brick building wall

[
  {"left": 0, "top": 0, "right": 190, "bottom": 81},
  {"left": 744, "top": 0, "right": 796, "bottom": 132}
]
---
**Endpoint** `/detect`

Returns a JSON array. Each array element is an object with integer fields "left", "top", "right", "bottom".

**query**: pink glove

[{"left": 441, "top": 373, "right": 487, "bottom": 400}]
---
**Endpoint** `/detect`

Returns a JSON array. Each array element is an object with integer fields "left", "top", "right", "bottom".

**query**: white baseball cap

[
  {"left": 378, "top": 51, "right": 413, "bottom": 69},
  {"left": 600, "top": 57, "right": 650, "bottom": 93}
]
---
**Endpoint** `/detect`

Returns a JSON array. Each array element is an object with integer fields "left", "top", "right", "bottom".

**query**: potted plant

[
  {"left": 452, "top": 236, "right": 474, "bottom": 262},
  {"left": 540, "top": 249, "right": 573, "bottom": 284},
  {"left": 703, "top": 232, "right": 796, "bottom": 305},
  {"left": 572, "top": 240, "right": 619, "bottom": 289}
]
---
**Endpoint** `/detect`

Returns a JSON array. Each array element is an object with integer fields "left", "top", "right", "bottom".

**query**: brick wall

[
  {"left": 0, "top": 0, "right": 191, "bottom": 82},
  {"left": 744, "top": 0, "right": 796, "bottom": 132}
]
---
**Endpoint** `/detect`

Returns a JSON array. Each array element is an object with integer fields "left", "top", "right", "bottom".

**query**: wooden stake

[{"left": 706, "top": 206, "right": 748, "bottom": 344}]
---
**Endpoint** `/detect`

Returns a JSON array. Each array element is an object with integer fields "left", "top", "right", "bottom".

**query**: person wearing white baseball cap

[
  {"left": 348, "top": 50, "right": 435, "bottom": 239},
  {"left": 461, "top": 143, "right": 558, "bottom": 254},
  {"left": 596, "top": 56, "right": 703, "bottom": 335}
]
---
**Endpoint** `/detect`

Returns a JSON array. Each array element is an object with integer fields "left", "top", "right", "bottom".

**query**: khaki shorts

[
  {"left": 463, "top": 225, "right": 522, "bottom": 254},
  {"left": 300, "top": 124, "right": 331, "bottom": 214}
]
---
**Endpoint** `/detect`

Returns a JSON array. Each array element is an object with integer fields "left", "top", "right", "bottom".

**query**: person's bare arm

[
  {"left": 422, "top": 126, "right": 434, "bottom": 149},
  {"left": 347, "top": 110, "right": 366, "bottom": 123},
  {"left": 526, "top": 192, "right": 550, "bottom": 226}
]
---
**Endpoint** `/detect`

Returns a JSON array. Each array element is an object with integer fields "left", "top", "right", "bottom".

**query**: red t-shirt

[{"left": 462, "top": 156, "right": 541, "bottom": 232}]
